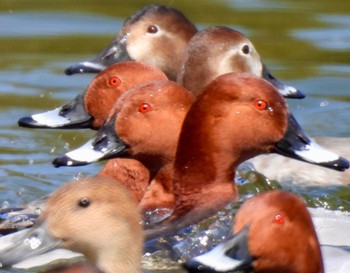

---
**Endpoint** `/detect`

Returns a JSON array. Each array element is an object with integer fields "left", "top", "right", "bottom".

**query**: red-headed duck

[
  {"left": 184, "top": 190, "right": 324, "bottom": 273},
  {"left": 177, "top": 26, "right": 349, "bottom": 172},
  {"left": 18, "top": 61, "right": 168, "bottom": 130},
  {"left": 53, "top": 73, "right": 320, "bottom": 225},
  {"left": 64, "top": 4, "right": 197, "bottom": 81},
  {"left": 0, "top": 177, "right": 143, "bottom": 273}
]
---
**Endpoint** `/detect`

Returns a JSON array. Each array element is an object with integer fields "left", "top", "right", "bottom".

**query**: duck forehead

[
  {"left": 46, "top": 179, "right": 132, "bottom": 211},
  {"left": 205, "top": 73, "right": 281, "bottom": 103},
  {"left": 125, "top": 6, "right": 187, "bottom": 39},
  {"left": 235, "top": 191, "right": 308, "bottom": 230},
  {"left": 131, "top": 5, "right": 192, "bottom": 30},
  {"left": 122, "top": 80, "right": 188, "bottom": 105},
  {"left": 197, "top": 26, "right": 248, "bottom": 46},
  {"left": 99, "top": 62, "right": 166, "bottom": 83}
]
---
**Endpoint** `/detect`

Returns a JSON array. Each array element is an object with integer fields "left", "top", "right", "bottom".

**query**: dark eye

[
  {"left": 147, "top": 25, "right": 158, "bottom": 34},
  {"left": 273, "top": 213, "right": 285, "bottom": 225},
  {"left": 78, "top": 197, "right": 90, "bottom": 208},
  {"left": 253, "top": 99, "right": 268, "bottom": 110},
  {"left": 109, "top": 76, "right": 121, "bottom": 87},
  {"left": 138, "top": 103, "right": 152, "bottom": 113},
  {"left": 242, "top": 44, "right": 250, "bottom": 54}
]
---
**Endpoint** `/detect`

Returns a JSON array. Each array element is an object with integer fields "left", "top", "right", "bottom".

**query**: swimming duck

[
  {"left": 184, "top": 190, "right": 324, "bottom": 273},
  {"left": 64, "top": 4, "right": 197, "bottom": 81},
  {"left": 18, "top": 61, "right": 167, "bottom": 130},
  {"left": 0, "top": 177, "right": 143, "bottom": 273}
]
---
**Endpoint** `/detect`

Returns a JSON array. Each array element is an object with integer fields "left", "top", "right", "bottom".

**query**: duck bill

[
  {"left": 64, "top": 33, "right": 132, "bottom": 75},
  {"left": 274, "top": 114, "right": 349, "bottom": 171},
  {"left": 17, "top": 92, "right": 92, "bottom": 129},
  {"left": 0, "top": 221, "right": 61, "bottom": 267},
  {"left": 52, "top": 116, "right": 129, "bottom": 167},
  {"left": 184, "top": 226, "right": 253, "bottom": 273},
  {"left": 262, "top": 65, "right": 305, "bottom": 99}
]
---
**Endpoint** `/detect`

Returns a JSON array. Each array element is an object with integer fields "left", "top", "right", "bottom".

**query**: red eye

[
  {"left": 254, "top": 99, "right": 268, "bottom": 110},
  {"left": 147, "top": 25, "right": 158, "bottom": 34},
  {"left": 138, "top": 103, "right": 152, "bottom": 113},
  {"left": 109, "top": 76, "right": 121, "bottom": 87},
  {"left": 273, "top": 214, "right": 285, "bottom": 225}
]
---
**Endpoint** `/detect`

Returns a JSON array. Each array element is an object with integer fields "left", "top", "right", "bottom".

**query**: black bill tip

[
  {"left": 320, "top": 156, "right": 349, "bottom": 171},
  {"left": 18, "top": 116, "right": 42, "bottom": 128},
  {"left": 52, "top": 156, "right": 88, "bottom": 168}
]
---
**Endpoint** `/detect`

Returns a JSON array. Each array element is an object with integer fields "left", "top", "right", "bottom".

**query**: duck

[
  {"left": 64, "top": 4, "right": 197, "bottom": 81},
  {"left": 184, "top": 190, "right": 325, "bottom": 273},
  {"left": 0, "top": 177, "right": 143, "bottom": 273},
  {"left": 18, "top": 61, "right": 168, "bottom": 130},
  {"left": 177, "top": 26, "right": 303, "bottom": 99}
]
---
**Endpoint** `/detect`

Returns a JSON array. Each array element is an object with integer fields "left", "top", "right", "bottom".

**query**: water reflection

[
  {"left": 0, "top": 12, "right": 121, "bottom": 37},
  {"left": 293, "top": 15, "right": 350, "bottom": 50}
]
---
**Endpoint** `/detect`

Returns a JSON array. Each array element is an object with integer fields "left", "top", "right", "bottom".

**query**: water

[{"left": 0, "top": 0, "right": 349, "bottom": 272}]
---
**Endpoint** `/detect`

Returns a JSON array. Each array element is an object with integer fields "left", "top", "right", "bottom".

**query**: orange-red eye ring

[
  {"left": 254, "top": 99, "right": 268, "bottom": 110},
  {"left": 138, "top": 103, "right": 152, "bottom": 113},
  {"left": 273, "top": 214, "right": 285, "bottom": 225},
  {"left": 109, "top": 76, "right": 121, "bottom": 87}
]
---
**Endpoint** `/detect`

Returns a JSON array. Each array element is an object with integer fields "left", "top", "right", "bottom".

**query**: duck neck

[
  {"left": 133, "top": 153, "right": 171, "bottom": 181},
  {"left": 97, "top": 158, "right": 150, "bottom": 202},
  {"left": 95, "top": 238, "right": 142, "bottom": 273},
  {"left": 173, "top": 130, "right": 239, "bottom": 219}
]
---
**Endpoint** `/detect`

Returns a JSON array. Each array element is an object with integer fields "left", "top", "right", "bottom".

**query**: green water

[{"left": 0, "top": 0, "right": 350, "bottom": 272}]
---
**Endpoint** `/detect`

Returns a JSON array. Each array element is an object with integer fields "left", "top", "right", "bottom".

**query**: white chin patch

[
  {"left": 295, "top": 140, "right": 339, "bottom": 163},
  {"left": 80, "top": 61, "right": 106, "bottom": 71},
  {"left": 31, "top": 108, "right": 71, "bottom": 127},
  {"left": 65, "top": 139, "right": 105, "bottom": 163},
  {"left": 190, "top": 242, "right": 243, "bottom": 272}
]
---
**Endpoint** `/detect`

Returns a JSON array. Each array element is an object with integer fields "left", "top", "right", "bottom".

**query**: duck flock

[{"left": 0, "top": 4, "right": 350, "bottom": 273}]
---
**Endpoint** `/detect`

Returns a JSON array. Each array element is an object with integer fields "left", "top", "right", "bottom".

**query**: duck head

[
  {"left": 184, "top": 190, "right": 324, "bottom": 273},
  {"left": 65, "top": 5, "right": 197, "bottom": 80},
  {"left": 18, "top": 62, "right": 167, "bottom": 129}
]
